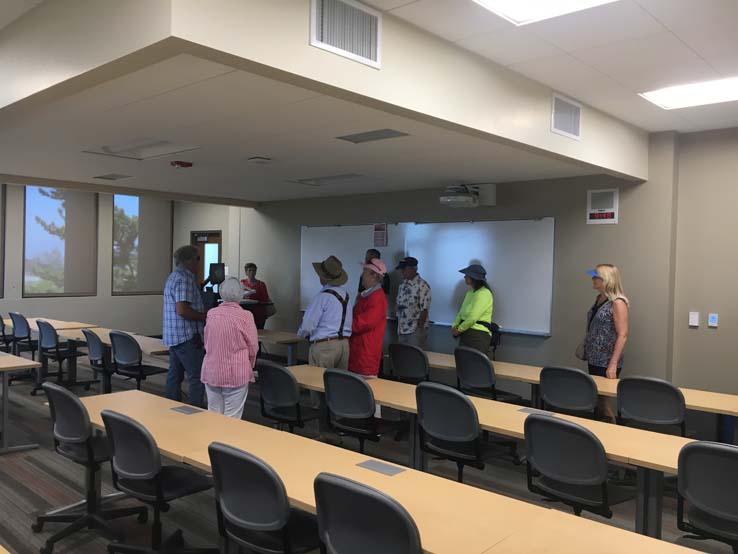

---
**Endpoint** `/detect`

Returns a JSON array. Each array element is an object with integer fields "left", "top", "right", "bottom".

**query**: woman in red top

[
  {"left": 349, "top": 259, "right": 388, "bottom": 377},
  {"left": 241, "top": 262, "right": 270, "bottom": 329}
]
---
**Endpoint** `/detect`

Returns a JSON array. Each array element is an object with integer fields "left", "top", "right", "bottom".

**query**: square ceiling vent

[
  {"left": 337, "top": 128, "right": 409, "bottom": 144},
  {"left": 288, "top": 173, "right": 364, "bottom": 187},
  {"left": 93, "top": 173, "right": 132, "bottom": 181},
  {"left": 84, "top": 139, "right": 200, "bottom": 161}
]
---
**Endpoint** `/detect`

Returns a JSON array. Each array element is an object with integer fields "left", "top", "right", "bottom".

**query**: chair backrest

[
  {"left": 9, "top": 312, "right": 31, "bottom": 339},
  {"left": 82, "top": 328, "right": 106, "bottom": 364},
  {"left": 525, "top": 413, "right": 608, "bottom": 486},
  {"left": 416, "top": 382, "right": 480, "bottom": 443},
  {"left": 257, "top": 360, "right": 300, "bottom": 409},
  {"left": 0, "top": 316, "right": 9, "bottom": 340},
  {"left": 539, "top": 366, "right": 598, "bottom": 415},
  {"left": 323, "top": 369, "right": 375, "bottom": 420},
  {"left": 101, "top": 409, "right": 161, "bottom": 480},
  {"left": 678, "top": 441, "right": 738, "bottom": 524},
  {"left": 37, "top": 319, "right": 59, "bottom": 350},
  {"left": 314, "top": 473, "right": 422, "bottom": 554},
  {"left": 109, "top": 330, "right": 142, "bottom": 367},
  {"left": 43, "top": 382, "right": 92, "bottom": 444},
  {"left": 209, "top": 442, "right": 290, "bottom": 532},
  {"left": 454, "top": 346, "right": 495, "bottom": 390},
  {"left": 617, "top": 376, "right": 686, "bottom": 427},
  {"left": 388, "top": 343, "right": 429, "bottom": 382}
]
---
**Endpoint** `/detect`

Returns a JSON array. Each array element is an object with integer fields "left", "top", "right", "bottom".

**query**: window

[
  {"left": 23, "top": 186, "right": 98, "bottom": 297},
  {"left": 0, "top": 184, "right": 5, "bottom": 298},
  {"left": 113, "top": 194, "right": 172, "bottom": 294}
]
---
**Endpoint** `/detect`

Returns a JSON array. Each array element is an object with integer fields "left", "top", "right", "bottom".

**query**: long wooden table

[
  {"left": 0, "top": 352, "right": 42, "bottom": 455},
  {"left": 3, "top": 317, "right": 95, "bottom": 331},
  {"left": 258, "top": 329, "right": 304, "bottom": 365},
  {"left": 287, "top": 364, "right": 694, "bottom": 539},
  {"left": 426, "top": 351, "right": 738, "bottom": 442},
  {"left": 79, "top": 391, "right": 694, "bottom": 554}
]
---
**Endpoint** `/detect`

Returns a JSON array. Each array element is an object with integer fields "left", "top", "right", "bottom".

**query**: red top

[
  {"left": 241, "top": 278, "right": 270, "bottom": 329},
  {"left": 348, "top": 287, "right": 387, "bottom": 377},
  {"left": 202, "top": 302, "right": 259, "bottom": 387}
]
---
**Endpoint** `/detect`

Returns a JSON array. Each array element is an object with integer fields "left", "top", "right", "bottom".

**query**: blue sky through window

[{"left": 25, "top": 186, "right": 65, "bottom": 258}]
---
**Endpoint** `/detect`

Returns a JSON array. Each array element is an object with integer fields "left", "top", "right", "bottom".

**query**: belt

[{"left": 311, "top": 336, "right": 346, "bottom": 344}]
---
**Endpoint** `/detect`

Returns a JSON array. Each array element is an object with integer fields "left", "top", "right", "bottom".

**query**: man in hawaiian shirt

[{"left": 395, "top": 256, "right": 431, "bottom": 349}]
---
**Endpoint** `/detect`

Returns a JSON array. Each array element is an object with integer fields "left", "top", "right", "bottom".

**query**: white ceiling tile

[
  {"left": 361, "top": 0, "right": 418, "bottom": 11},
  {"left": 675, "top": 100, "right": 738, "bottom": 133},
  {"left": 529, "top": 0, "right": 663, "bottom": 53},
  {"left": 0, "top": 0, "right": 43, "bottom": 30},
  {"left": 456, "top": 27, "right": 561, "bottom": 66},
  {"left": 389, "top": 0, "right": 513, "bottom": 43},
  {"left": 571, "top": 32, "right": 720, "bottom": 91}
]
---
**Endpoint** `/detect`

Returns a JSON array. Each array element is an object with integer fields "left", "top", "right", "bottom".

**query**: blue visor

[{"left": 586, "top": 269, "right": 600, "bottom": 278}]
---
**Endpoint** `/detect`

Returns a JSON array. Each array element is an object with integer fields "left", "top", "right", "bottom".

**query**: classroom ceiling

[
  {"left": 364, "top": 0, "right": 738, "bottom": 133},
  {"left": 0, "top": 0, "right": 42, "bottom": 30},
  {"left": 0, "top": 54, "right": 601, "bottom": 203}
]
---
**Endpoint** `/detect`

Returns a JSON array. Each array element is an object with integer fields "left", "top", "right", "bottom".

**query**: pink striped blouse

[{"left": 201, "top": 302, "right": 259, "bottom": 388}]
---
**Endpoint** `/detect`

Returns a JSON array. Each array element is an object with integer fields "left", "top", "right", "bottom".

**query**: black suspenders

[{"left": 321, "top": 289, "right": 350, "bottom": 339}]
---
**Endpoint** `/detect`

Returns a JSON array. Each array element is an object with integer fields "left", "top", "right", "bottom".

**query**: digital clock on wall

[{"left": 587, "top": 189, "right": 619, "bottom": 225}]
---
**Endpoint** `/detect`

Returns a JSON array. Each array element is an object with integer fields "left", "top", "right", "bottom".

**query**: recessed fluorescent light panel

[
  {"left": 472, "top": 0, "right": 620, "bottom": 26},
  {"left": 640, "top": 77, "right": 738, "bottom": 110},
  {"left": 84, "top": 139, "right": 200, "bottom": 161}
]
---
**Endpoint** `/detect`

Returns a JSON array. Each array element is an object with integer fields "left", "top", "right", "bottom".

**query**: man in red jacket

[{"left": 348, "top": 258, "right": 388, "bottom": 378}]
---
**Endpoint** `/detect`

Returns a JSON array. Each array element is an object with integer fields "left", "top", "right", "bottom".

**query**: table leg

[
  {"left": 409, "top": 414, "right": 425, "bottom": 470},
  {"left": 635, "top": 466, "right": 663, "bottom": 538},
  {"left": 531, "top": 384, "right": 540, "bottom": 408},
  {"left": 287, "top": 344, "right": 296, "bottom": 366},
  {"left": 101, "top": 346, "right": 113, "bottom": 394},
  {"left": 66, "top": 340, "right": 78, "bottom": 385},
  {"left": 718, "top": 414, "right": 735, "bottom": 444},
  {"left": 0, "top": 372, "right": 38, "bottom": 455}
]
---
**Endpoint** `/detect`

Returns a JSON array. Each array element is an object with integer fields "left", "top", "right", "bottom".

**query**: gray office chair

[
  {"left": 0, "top": 316, "right": 12, "bottom": 353},
  {"left": 524, "top": 413, "right": 634, "bottom": 518},
  {"left": 35, "top": 319, "right": 90, "bottom": 395},
  {"left": 323, "top": 369, "right": 402, "bottom": 454},
  {"left": 258, "top": 360, "right": 320, "bottom": 432},
  {"left": 82, "top": 328, "right": 113, "bottom": 394},
  {"left": 454, "top": 346, "right": 521, "bottom": 404},
  {"left": 101, "top": 410, "right": 217, "bottom": 554},
  {"left": 109, "top": 330, "right": 167, "bottom": 390},
  {"left": 314, "top": 472, "right": 422, "bottom": 554},
  {"left": 416, "top": 382, "right": 518, "bottom": 483},
  {"left": 539, "top": 366, "right": 598, "bottom": 418},
  {"left": 388, "top": 343, "right": 429, "bottom": 384},
  {"left": 32, "top": 383, "right": 147, "bottom": 554},
  {"left": 678, "top": 441, "right": 738, "bottom": 553},
  {"left": 208, "top": 442, "right": 319, "bottom": 553},
  {"left": 9, "top": 311, "right": 37, "bottom": 359},
  {"left": 617, "top": 376, "right": 687, "bottom": 436}
]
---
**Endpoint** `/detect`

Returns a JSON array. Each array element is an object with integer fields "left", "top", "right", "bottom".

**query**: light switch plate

[
  {"left": 689, "top": 312, "right": 700, "bottom": 327},
  {"left": 708, "top": 313, "right": 719, "bottom": 328}
]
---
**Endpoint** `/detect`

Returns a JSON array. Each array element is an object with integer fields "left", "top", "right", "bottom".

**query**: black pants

[{"left": 459, "top": 329, "right": 491, "bottom": 357}]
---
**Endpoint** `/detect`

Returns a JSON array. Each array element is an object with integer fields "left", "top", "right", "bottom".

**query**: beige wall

[{"left": 673, "top": 129, "right": 738, "bottom": 393}]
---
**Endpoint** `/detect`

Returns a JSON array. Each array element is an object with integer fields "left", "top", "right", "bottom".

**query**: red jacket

[
  {"left": 348, "top": 287, "right": 387, "bottom": 377},
  {"left": 241, "top": 278, "right": 269, "bottom": 329}
]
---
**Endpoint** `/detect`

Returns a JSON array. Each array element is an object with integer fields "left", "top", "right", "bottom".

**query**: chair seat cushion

[
  {"left": 57, "top": 434, "right": 110, "bottom": 465},
  {"left": 687, "top": 504, "right": 738, "bottom": 542},
  {"left": 44, "top": 348, "right": 86, "bottom": 361},
  {"left": 264, "top": 404, "right": 321, "bottom": 424},
  {"left": 423, "top": 436, "right": 481, "bottom": 463},
  {"left": 332, "top": 416, "right": 400, "bottom": 438},
  {"left": 536, "top": 476, "right": 634, "bottom": 507},
  {"left": 118, "top": 466, "right": 213, "bottom": 503},
  {"left": 226, "top": 507, "right": 319, "bottom": 554},
  {"left": 116, "top": 364, "right": 167, "bottom": 378}
]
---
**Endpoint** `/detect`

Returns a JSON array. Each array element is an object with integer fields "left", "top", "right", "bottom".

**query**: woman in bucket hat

[{"left": 451, "top": 264, "right": 494, "bottom": 356}]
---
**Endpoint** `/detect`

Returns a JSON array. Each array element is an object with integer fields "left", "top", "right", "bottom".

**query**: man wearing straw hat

[{"left": 298, "top": 255, "right": 353, "bottom": 369}]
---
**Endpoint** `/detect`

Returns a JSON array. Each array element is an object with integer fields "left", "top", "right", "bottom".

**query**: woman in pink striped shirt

[{"left": 202, "top": 277, "right": 259, "bottom": 418}]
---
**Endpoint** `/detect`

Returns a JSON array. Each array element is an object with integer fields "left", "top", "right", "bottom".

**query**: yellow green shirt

[{"left": 452, "top": 287, "right": 494, "bottom": 334}]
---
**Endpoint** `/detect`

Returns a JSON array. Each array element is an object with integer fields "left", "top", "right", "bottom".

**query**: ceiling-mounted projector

[{"left": 440, "top": 184, "right": 479, "bottom": 208}]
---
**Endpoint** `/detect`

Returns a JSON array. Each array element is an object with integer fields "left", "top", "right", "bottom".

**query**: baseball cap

[
  {"left": 363, "top": 258, "right": 387, "bottom": 276},
  {"left": 396, "top": 256, "right": 419, "bottom": 270}
]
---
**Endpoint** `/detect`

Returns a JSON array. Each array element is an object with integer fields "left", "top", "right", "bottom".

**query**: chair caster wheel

[
  {"left": 31, "top": 521, "right": 43, "bottom": 533},
  {"left": 137, "top": 510, "right": 148, "bottom": 523}
]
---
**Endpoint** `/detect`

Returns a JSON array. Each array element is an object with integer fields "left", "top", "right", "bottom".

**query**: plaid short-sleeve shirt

[{"left": 163, "top": 266, "right": 205, "bottom": 347}]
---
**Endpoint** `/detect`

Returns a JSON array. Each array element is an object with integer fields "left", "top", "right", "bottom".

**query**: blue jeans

[{"left": 166, "top": 337, "right": 205, "bottom": 407}]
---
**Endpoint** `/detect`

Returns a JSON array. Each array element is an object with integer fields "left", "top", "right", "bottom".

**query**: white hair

[{"left": 219, "top": 277, "right": 244, "bottom": 303}]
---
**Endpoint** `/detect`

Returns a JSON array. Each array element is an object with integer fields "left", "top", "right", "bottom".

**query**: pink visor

[{"left": 363, "top": 258, "right": 387, "bottom": 276}]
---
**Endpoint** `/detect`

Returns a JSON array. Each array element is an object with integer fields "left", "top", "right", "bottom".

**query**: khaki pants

[
  {"left": 309, "top": 339, "right": 349, "bottom": 369},
  {"left": 398, "top": 327, "right": 428, "bottom": 350}
]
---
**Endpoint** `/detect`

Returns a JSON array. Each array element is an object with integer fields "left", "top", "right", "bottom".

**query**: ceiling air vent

[
  {"left": 337, "top": 128, "right": 409, "bottom": 144},
  {"left": 289, "top": 173, "right": 363, "bottom": 187},
  {"left": 311, "top": 0, "right": 381, "bottom": 69},
  {"left": 551, "top": 94, "right": 582, "bottom": 140},
  {"left": 93, "top": 173, "right": 132, "bottom": 181}
]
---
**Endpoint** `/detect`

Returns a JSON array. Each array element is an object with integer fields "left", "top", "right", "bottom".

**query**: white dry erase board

[{"left": 300, "top": 218, "right": 555, "bottom": 336}]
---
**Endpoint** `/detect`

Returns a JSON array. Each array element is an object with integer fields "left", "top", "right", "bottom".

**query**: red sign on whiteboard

[{"left": 373, "top": 224, "right": 388, "bottom": 247}]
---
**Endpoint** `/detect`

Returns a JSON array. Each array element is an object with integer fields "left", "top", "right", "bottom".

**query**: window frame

[
  {"left": 111, "top": 194, "right": 173, "bottom": 296},
  {"left": 22, "top": 185, "right": 99, "bottom": 298},
  {"left": 0, "top": 184, "right": 5, "bottom": 298}
]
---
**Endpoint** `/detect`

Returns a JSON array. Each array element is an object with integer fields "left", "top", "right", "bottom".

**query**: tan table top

[
  {"left": 81, "top": 390, "right": 548, "bottom": 554},
  {"left": 288, "top": 365, "right": 693, "bottom": 473},
  {"left": 483, "top": 509, "right": 697, "bottom": 554},
  {"left": 426, "top": 351, "right": 738, "bottom": 417},
  {"left": 3, "top": 317, "right": 95, "bottom": 331},
  {"left": 0, "top": 351, "right": 41, "bottom": 372},
  {"left": 258, "top": 329, "right": 305, "bottom": 345},
  {"left": 59, "top": 328, "right": 169, "bottom": 356}
]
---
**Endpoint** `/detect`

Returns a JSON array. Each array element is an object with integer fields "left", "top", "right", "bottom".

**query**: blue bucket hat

[
  {"left": 586, "top": 269, "right": 601, "bottom": 279},
  {"left": 459, "top": 264, "right": 487, "bottom": 281}
]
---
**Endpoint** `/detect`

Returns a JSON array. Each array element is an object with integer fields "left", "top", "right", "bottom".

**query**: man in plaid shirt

[{"left": 163, "top": 245, "right": 207, "bottom": 407}]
